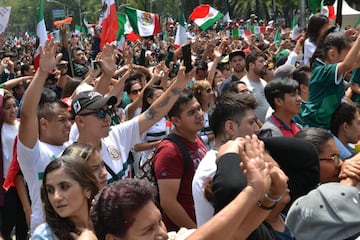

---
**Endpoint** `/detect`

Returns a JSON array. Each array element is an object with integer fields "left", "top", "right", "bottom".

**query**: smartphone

[
  {"left": 182, "top": 43, "right": 193, "bottom": 73},
  {"left": 91, "top": 60, "right": 101, "bottom": 70}
]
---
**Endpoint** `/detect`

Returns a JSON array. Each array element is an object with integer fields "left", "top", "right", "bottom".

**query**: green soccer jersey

[
  {"left": 296, "top": 58, "right": 345, "bottom": 129},
  {"left": 350, "top": 68, "right": 360, "bottom": 103}
]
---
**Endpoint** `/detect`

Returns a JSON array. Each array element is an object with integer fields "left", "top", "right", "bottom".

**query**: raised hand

[
  {"left": 238, "top": 135, "right": 269, "bottom": 196},
  {"left": 39, "top": 39, "right": 62, "bottom": 74},
  {"left": 99, "top": 44, "right": 116, "bottom": 77}
]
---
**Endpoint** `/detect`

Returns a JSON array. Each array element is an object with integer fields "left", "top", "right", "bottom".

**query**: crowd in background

[{"left": 1, "top": 12, "right": 360, "bottom": 240}]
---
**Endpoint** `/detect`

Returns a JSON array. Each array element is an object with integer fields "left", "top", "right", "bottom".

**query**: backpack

[{"left": 135, "top": 133, "right": 191, "bottom": 197}]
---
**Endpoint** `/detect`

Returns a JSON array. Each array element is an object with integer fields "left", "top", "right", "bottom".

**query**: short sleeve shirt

[{"left": 296, "top": 58, "right": 344, "bottom": 129}]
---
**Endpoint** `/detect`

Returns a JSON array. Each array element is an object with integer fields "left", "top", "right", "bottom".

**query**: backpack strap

[
  {"left": 165, "top": 133, "right": 191, "bottom": 173},
  {"left": 104, "top": 162, "right": 120, "bottom": 182}
]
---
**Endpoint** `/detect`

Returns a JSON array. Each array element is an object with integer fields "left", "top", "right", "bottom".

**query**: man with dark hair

[
  {"left": 17, "top": 40, "right": 72, "bottom": 232},
  {"left": 241, "top": 51, "right": 270, "bottom": 123},
  {"left": 154, "top": 88, "right": 208, "bottom": 231},
  {"left": 193, "top": 92, "right": 259, "bottom": 226},
  {"left": 218, "top": 50, "right": 247, "bottom": 93},
  {"left": 330, "top": 102, "right": 360, "bottom": 159},
  {"left": 70, "top": 46, "right": 89, "bottom": 78},
  {"left": 20, "top": 63, "right": 35, "bottom": 77},
  {"left": 292, "top": 65, "right": 310, "bottom": 101},
  {"left": 261, "top": 78, "right": 302, "bottom": 137}
]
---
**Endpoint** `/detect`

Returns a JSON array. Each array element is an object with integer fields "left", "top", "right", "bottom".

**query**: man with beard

[
  {"left": 241, "top": 51, "right": 270, "bottom": 123},
  {"left": 218, "top": 50, "right": 247, "bottom": 93}
]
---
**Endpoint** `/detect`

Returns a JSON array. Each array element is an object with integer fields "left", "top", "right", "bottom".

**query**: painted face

[
  {"left": 2, "top": 97, "right": 18, "bottom": 124},
  {"left": 319, "top": 138, "right": 342, "bottom": 183},
  {"left": 87, "top": 151, "right": 108, "bottom": 188},
  {"left": 121, "top": 201, "right": 168, "bottom": 240},
  {"left": 45, "top": 168, "right": 90, "bottom": 220}
]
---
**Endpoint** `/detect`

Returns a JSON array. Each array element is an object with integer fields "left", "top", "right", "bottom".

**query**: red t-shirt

[{"left": 154, "top": 134, "right": 207, "bottom": 231}]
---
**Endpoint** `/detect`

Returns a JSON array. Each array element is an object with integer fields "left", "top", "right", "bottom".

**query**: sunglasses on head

[
  {"left": 78, "top": 108, "right": 113, "bottom": 119},
  {"left": 130, "top": 88, "right": 142, "bottom": 95}
]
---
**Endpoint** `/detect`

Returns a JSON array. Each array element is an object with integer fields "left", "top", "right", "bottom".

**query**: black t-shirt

[{"left": 212, "top": 153, "right": 277, "bottom": 240}]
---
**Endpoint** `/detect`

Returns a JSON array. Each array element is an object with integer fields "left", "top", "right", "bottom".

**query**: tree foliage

[{"left": 1, "top": 0, "right": 359, "bottom": 34}]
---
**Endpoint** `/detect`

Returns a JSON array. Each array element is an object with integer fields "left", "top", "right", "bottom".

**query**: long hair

[
  {"left": 310, "top": 29, "right": 352, "bottom": 69},
  {"left": 41, "top": 155, "right": 99, "bottom": 240}
]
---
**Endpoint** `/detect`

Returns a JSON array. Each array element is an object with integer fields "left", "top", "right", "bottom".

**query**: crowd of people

[{"left": 1, "top": 11, "right": 360, "bottom": 240}]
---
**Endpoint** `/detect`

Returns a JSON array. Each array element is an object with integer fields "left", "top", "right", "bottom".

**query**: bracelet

[
  {"left": 264, "top": 193, "right": 282, "bottom": 203},
  {"left": 257, "top": 200, "right": 277, "bottom": 210}
]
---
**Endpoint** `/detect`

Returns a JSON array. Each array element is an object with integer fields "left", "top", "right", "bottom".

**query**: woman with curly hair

[{"left": 32, "top": 155, "right": 99, "bottom": 240}]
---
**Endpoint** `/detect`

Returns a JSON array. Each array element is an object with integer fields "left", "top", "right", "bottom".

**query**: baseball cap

[
  {"left": 286, "top": 182, "right": 360, "bottom": 240},
  {"left": 229, "top": 50, "right": 245, "bottom": 61},
  {"left": 275, "top": 49, "right": 290, "bottom": 64},
  {"left": 274, "top": 64, "right": 296, "bottom": 79},
  {"left": 71, "top": 91, "right": 117, "bottom": 116}
]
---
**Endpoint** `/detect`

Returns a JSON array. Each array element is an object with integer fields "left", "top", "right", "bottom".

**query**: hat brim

[
  {"left": 86, "top": 95, "right": 117, "bottom": 110},
  {"left": 229, "top": 51, "right": 245, "bottom": 61}
]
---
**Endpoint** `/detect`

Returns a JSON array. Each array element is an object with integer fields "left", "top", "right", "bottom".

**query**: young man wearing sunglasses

[{"left": 71, "top": 65, "right": 194, "bottom": 183}]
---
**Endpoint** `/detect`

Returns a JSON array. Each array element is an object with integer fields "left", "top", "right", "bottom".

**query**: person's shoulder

[
  {"left": 32, "top": 223, "right": 58, "bottom": 240},
  {"left": 168, "top": 228, "right": 196, "bottom": 240}
]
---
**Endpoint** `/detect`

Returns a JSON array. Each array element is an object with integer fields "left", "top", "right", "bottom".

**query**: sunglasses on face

[
  {"left": 130, "top": 88, "right": 142, "bottom": 95},
  {"left": 78, "top": 108, "right": 113, "bottom": 119},
  {"left": 205, "top": 88, "right": 214, "bottom": 93}
]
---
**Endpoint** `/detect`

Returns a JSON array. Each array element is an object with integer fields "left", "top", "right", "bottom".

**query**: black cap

[
  {"left": 71, "top": 91, "right": 117, "bottom": 116},
  {"left": 229, "top": 50, "right": 245, "bottom": 61}
]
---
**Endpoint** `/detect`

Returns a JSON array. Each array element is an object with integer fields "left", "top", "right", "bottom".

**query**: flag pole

[{"left": 336, "top": 0, "right": 343, "bottom": 27}]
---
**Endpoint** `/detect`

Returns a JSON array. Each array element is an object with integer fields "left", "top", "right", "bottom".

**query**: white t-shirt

[
  {"left": 17, "top": 139, "right": 66, "bottom": 232},
  {"left": 139, "top": 117, "right": 167, "bottom": 166},
  {"left": 197, "top": 112, "right": 213, "bottom": 150},
  {"left": 303, "top": 38, "right": 316, "bottom": 66},
  {"left": 1, "top": 121, "right": 19, "bottom": 176},
  {"left": 192, "top": 149, "right": 217, "bottom": 226},
  {"left": 69, "top": 116, "right": 142, "bottom": 182},
  {"left": 241, "top": 76, "right": 270, "bottom": 123}
]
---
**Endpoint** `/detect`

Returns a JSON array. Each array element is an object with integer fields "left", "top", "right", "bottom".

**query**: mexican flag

[
  {"left": 125, "top": 6, "right": 161, "bottom": 37},
  {"left": 99, "top": 0, "right": 118, "bottom": 49},
  {"left": 189, "top": 4, "right": 223, "bottom": 31},
  {"left": 321, "top": 0, "right": 336, "bottom": 20},
  {"left": 34, "top": 0, "right": 47, "bottom": 70},
  {"left": 174, "top": 8, "right": 187, "bottom": 47},
  {"left": 117, "top": 12, "right": 140, "bottom": 45},
  {"left": 308, "top": 0, "right": 322, "bottom": 14}
]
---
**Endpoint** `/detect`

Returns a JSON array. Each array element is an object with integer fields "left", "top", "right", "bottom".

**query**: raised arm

[
  {"left": 126, "top": 67, "right": 160, "bottom": 120},
  {"left": 207, "top": 44, "right": 223, "bottom": 86},
  {"left": 138, "top": 64, "right": 194, "bottom": 134},
  {"left": 338, "top": 33, "right": 360, "bottom": 75},
  {"left": 1, "top": 76, "right": 33, "bottom": 90},
  {"left": 92, "top": 44, "right": 117, "bottom": 95},
  {"left": 187, "top": 135, "right": 288, "bottom": 240},
  {"left": 18, "top": 39, "right": 62, "bottom": 148}
]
